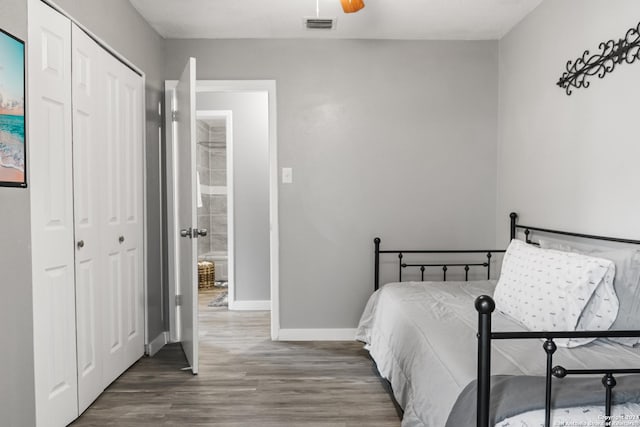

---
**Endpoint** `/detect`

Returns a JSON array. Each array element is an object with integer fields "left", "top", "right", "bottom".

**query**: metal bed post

[
  {"left": 603, "top": 374, "right": 616, "bottom": 427},
  {"left": 476, "top": 295, "right": 495, "bottom": 427},
  {"left": 510, "top": 212, "right": 517, "bottom": 240},
  {"left": 543, "top": 339, "right": 557, "bottom": 427},
  {"left": 374, "top": 237, "right": 381, "bottom": 291}
]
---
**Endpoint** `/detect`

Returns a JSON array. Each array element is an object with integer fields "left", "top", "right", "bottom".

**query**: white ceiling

[{"left": 128, "top": 0, "right": 543, "bottom": 40}]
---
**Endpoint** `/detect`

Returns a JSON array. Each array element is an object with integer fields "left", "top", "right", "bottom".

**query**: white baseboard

[
  {"left": 277, "top": 328, "right": 357, "bottom": 341},
  {"left": 146, "top": 331, "right": 168, "bottom": 356},
  {"left": 229, "top": 299, "right": 271, "bottom": 311}
]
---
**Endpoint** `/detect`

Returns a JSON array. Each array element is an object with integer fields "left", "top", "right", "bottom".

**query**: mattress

[{"left": 356, "top": 280, "right": 640, "bottom": 427}]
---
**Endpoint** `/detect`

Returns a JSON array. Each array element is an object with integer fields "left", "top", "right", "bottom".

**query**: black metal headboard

[
  {"left": 374, "top": 212, "right": 640, "bottom": 291},
  {"left": 373, "top": 217, "right": 511, "bottom": 291},
  {"left": 510, "top": 211, "right": 640, "bottom": 246}
]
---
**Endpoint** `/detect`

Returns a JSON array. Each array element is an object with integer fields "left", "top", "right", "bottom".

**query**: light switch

[{"left": 282, "top": 167, "right": 293, "bottom": 184}]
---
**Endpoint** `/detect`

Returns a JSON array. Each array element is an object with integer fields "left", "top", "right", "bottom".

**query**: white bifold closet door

[
  {"left": 29, "top": 0, "right": 145, "bottom": 424},
  {"left": 71, "top": 24, "right": 145, "bottom": 413}
]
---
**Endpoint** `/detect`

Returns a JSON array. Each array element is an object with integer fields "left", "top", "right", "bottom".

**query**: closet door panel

[
  {"left": 123, "top": 83, "right": 139, "bottom": 223},
  {"left": 125, "top": 248, "right": 141, "bottom": 341},
  {"left": 102, "top": 64, "right": 127, "bottom": 383},
  {"left": 106, "top": 252, "right": 124, "bottom": 354},
  {"left": 120, "top": 73, "right": 145, "bottom": 367},
  {"left": 28, "top": 0, "right": 78, "bottom": 425},
  {"left": 72, "top": 24, "right": 107, "bottom": 413},
  {"left": 105, "top": 72, "right": 122, "bottom": 226}
]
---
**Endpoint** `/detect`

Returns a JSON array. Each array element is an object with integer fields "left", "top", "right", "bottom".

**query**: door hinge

[
  {"left": 175, "top": 294, "right": 182, "bottom": 306},
  {"left": 172, "top": 110, "right": 178, "bottom": 122}
]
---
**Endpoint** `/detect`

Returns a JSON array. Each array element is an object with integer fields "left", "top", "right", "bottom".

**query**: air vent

[{"left": 304, "top": 17, "right": 337, "bottom": 30}]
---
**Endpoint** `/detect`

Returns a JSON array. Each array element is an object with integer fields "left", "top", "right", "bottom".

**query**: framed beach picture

[{"left": 0, "top": 28, "right": 26, "bottom": 188}]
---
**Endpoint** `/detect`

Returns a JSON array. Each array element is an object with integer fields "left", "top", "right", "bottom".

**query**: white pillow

[
  {"left": 494, "top": 239, "right": 618, "bottom": 348},
  {"left": 539, "top": 238, "right": 640, "bottom": 346}
]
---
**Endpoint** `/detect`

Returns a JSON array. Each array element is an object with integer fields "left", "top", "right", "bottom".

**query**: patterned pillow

[
  {"left": 494, "top": 239, "right": 618, "bottom": 348},
  {"left": 539, "top": 238, "right": 640, "bottom": 346}
]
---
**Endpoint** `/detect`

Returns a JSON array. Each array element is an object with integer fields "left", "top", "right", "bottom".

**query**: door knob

[
  {"left": 118, "top": 236, "right": 125, "bottom": 243},
  {"left": 196, "top": 228, "right": 208, "bottom": 237},
  {"left": 77, "top": 240, "right": 85, "bottom": 249},
  {"left": 180, "top": 228, "right": 193, "bottom": 238}
]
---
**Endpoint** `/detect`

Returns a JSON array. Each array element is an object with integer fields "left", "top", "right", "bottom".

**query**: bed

[{"left": 356, "top": 213, "right": 640, "bottom": 427}]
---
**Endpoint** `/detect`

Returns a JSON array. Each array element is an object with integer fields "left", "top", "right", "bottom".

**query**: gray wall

[
  {"left": 497, "top": 0, "right": 640, "bottom": 244},
  {"left": 53, "top": 0, "right": 168, "bottom": 339},
  {"left": 197, "top": 92, "right": 270, "bottom": 301},
  {"left": 0, "top": 3, "right": 35, "bottom": 427},
  {"left": 166, "top": 39, "right": 499, "bottom": 328}
]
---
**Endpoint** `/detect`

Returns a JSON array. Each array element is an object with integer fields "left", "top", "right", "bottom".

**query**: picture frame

[{"left": 0, "top": 27, "right": 26, "bottom": 188}]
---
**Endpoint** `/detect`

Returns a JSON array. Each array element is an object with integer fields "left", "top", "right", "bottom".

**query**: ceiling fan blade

[{"left": 340, "top": 0, "right": 365, "bottom": 13}]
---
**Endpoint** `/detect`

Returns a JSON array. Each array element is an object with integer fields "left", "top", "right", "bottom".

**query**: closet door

[
  {"left": 119, "top": 58, "right": 145, "bottom": 370},
  {"left": 102, "top": 43, "right": 145, "bottom": 385},
  {"left": 27, "top": 0, "right": 78, "bottom": 425},
  {"left": 72, "top": 24, "right": 106, "bottom": 413}
]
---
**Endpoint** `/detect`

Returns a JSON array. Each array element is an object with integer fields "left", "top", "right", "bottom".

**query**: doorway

[{"left": 165, "top": 76, "right": 279, "bottom": 374}]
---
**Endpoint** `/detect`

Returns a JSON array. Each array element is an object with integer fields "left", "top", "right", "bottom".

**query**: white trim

[
  {"left": 195, "top": 80, "right": 275, "bottom": 93},
  {"left": 165, "top": 81, "right": 179, "bottom": 342},
  {"left": 141, "top": 75, "right": 149, "bottom": 350},
  {"left": 196, "top": 110, "right": 235, "bottom": 307},
  {"left": 277, "top": 329, "right": 357, "bottom": 341},
  {"left": 229, "top": 300, "right": 271, "bottom": 311},
  {"left": 146, "top": 332, "right": 168, "bottom": 356},
  {"left": 267, "top": 83, "right": 280, "bottom": 340},
  {"left": 157, "top": 122, "right": 164, "bottom": 336}
]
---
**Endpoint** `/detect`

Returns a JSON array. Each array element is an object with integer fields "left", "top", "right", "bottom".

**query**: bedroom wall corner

[{"left": 496, "top": 0, "right": 640, "bottom": 244}]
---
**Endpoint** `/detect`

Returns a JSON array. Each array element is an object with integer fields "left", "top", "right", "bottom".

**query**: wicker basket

[{"left": 197, "top": 261, "right": 215, "bottom": 289}]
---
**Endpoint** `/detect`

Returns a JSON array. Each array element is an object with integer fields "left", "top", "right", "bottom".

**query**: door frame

[
  {"left": 165, "top": 80, "right": 279, "bottom": 341},
  {"left": 195, "top": 110, "right": 235, "bottom": 306}
]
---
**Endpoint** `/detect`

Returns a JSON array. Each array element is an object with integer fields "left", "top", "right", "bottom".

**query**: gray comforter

[
  {"left": 356, "top": 281, "right": 640, "bottom": 427},
  {"left": 445, "top": 374, "right": 640, "bottom": 426}
]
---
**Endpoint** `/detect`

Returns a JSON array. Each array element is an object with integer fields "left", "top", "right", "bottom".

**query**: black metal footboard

[
  {"left": 475, "top": 213, "right": 640, "bottom": 427},
  {"left": 476, "top": 295, "right": 640, "bottom": 427}
]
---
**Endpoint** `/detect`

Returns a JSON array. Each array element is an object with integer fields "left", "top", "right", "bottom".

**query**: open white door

[{"left": 175, "top": 57, "right": 200, "bottom": 374}]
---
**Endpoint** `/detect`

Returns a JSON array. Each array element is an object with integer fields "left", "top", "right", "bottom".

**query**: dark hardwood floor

[{"left": 71, "top": 288, "right": 401, "bottom": 426}]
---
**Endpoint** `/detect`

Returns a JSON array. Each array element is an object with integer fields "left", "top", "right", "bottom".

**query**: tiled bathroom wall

[{"left": 196, "top": 120, "right": 228, "bottom": 271}]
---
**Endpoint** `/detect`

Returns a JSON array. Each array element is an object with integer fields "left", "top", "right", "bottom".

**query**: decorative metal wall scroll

[{"left": 557, "top": 21, "right": 640, "bottom": 95}]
